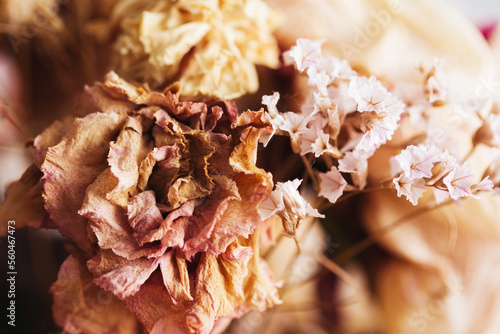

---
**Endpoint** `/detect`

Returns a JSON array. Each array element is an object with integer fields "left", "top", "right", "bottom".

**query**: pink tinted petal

[
  {"left": 443, "top": 164, "right": 474, "bottom": 199},
  {"left": 182, "top": 176, "right": 241, "bottom": 259},
  {"left": 144, "top": 198, "right": 200, "bottom": 246},
  {"left": 159, "top": 250, "right": 193, "bottom": 305},
  {"left": 42, "top": 112, "right": 127, "bottom": 254},
  {"left": 0, "top": 164, "right": 50, "bottom": 233},
  {"left": 472, "top": 176, "right": 494, "bottom": 192},
  {"left": 127, "top": 191, "right": 164, "bottom": 245},
  {"left": 79, "top": 169, "right": 162, "bottom": 260},
  {"left": 258, "top": 190, "right": 284, "bottom": 221},
  {"left": 51, "top": 255, "right": 138, "bottom": 334},
  {"left": 393, "top": 175, "right": 427, "bottom": 205},
  {"left": 318, "top": 166, "right": 348, "bottom": 204},
  {"left": 89, "top": 250, "right": 161, "bottom": 299}
]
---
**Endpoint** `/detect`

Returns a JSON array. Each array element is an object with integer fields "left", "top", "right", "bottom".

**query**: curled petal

[
  {"left": 127, "top": 191, "right": 164, "bottom": 245},
  {"left": 318, "top": 166, "right": 348, "bottom": 204},
  {"left": 42, "top": 112, "right": 127, "bottom": 254},
  {"left": 51, "top": 255, "right": 138, "bottom": 334},
  {"left": 88, "top": 250, "right": 161, "bottom": 299},
  {"left": 159, "top": 250, "right": 193, "bottom": 305}
]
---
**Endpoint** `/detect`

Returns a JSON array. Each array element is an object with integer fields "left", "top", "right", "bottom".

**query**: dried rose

[
  {"left": 3, "top": 72, "right": 281, "bottom": 333},
  {"left": 111, "top": 0, "right": 282, "bottom": 99}
]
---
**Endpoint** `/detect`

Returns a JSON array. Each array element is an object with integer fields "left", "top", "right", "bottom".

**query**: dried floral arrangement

[{"left": 2, "top": 0, "right": 500, "bottom": 333}]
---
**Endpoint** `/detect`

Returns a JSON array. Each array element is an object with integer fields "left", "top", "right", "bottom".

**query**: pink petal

[
  {"left": 42, "top": 112, "right": 127, "bottom": 254},
  {"left": 318, "top": 166, "right": 348, "bottom": 204}
]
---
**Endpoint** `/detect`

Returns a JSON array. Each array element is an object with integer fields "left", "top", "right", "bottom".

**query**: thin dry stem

[
  {"left": 318, "top": 186, "right": 382, "bottom": 212},
  {"left": 332, "top": 198, "right": 456, "bottom": 264},
  {"left": 300, "top": 154, "right": 320, "bottom": 191},
  {"left": 441, "top": 206, "right": 458, "bottom": 251},
  {"left": 315, "top": 252, "right": 360, "bottom": 294}
]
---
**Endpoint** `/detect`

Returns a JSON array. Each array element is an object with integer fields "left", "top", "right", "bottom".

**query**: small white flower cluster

[
  {"left": 257, "top": 38, "right": 499, "bottom": 242},
  {"left": 261, "top": 38, "right": 405, "bottom": 204},
  {"left": 391, "top": 144, "right": 493, "bottom": 205}
]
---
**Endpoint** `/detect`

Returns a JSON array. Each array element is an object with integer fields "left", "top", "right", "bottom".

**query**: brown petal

[
  {"left": 51, "top": 255, "right": 139, "bottom": 334},
  {"left": 0, "top": 164, "right": 50, "bottom": 233},
  {"left": 182, "top": 175, "right": 241, "bottom": 259},
  {"left": 107, "top": 116, "right": 153, "bottom": 208},
  {"left": 231, "top": 109, "right": 269, "bottom": 129},
  {"left": 123, "top": 272, "right": 185, "bottom": 333},
  {"left": 140, "top": 144, "right": 182, "bottom": 197},
  {"left": 127, "top": 191, "right": 164, "bottom": 245},
  {"left": 145, "top": 198, "right": 200, "bottom": 246},
  {"left": 33, "top": 117, "right": 74, "bottom": 169},
  {"left": 42, "top": 111, "right": 127, "bottom": 254},
  {"left": 79, "top": 169, "right": 163, "bottom": 260},
  {"left": 159, "top": 249, "right": 193, "bottom": 305},
  {"left": 187, "top": 241, "right": 250, "bottom": 333},
  {"left": 242, "top": 229, "right": 282, "bottom": 310},
  {"left": 89, "top": 250, "right": 161, "bottom": 299},
  {"left": 104, "top": 71, "right": 178, "bottom": 110},
  {"left": 77, "top": 82, "right": 135, "bottom": 117},
  {"left": 121, "top": 239, "right": 275, "bottom": 333}
]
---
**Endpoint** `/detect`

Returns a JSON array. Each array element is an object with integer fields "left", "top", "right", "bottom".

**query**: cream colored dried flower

[{"left": 113, "top": 0, "right": 282, "bottom": 99}]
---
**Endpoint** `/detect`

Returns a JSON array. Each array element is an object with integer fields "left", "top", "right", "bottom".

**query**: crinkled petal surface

[
  {"left": 51, "top": 255, "right": 139, "bottom": 334},
  {"left": 42, "top": 112, "right": 127, "bottom": 254},
  {"left": 14, "top": 72, "right": 280, "bottom": 334}
]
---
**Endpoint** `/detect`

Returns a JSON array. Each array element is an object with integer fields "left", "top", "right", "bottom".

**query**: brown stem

[
  {"left": 300, "top": 154, "right": 320, "bottom": 191},
  {"left": 332, "top": 198, "right": 455, "bottom": 264}
]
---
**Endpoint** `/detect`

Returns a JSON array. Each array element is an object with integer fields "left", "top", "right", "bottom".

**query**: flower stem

[
  {"left": 332, "top": 198, "right": 455, "bottom": 264},
  {"left": 318, "top": 186, "right": 382, "bottom": 212},
  {"left": 300, "top": 154, "right": 320, "bottom": 191}
]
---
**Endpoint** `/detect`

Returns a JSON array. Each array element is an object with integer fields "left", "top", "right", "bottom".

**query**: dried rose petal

[
  {"left": 51, "top": 255, "right": 139, "bottom": 334},
  {"left": 5, "top": 71, "right": 282, "bottom": 333}
]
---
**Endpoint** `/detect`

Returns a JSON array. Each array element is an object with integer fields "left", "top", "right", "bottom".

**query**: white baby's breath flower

[
  {"left": 425, "top": 58, "right": 448, "bottom": 103},
  {"left": 338, "top": 151, "right": 365, "bottom": 173},
  {"left": 351, "top": 90, "right": 404, "bottom": 154},
  {"left": 338, "top": 150, "right": 369, "bottom": 190},
  {"left": 298, "top": 116, "right": 328, "bottom": 155},
  {"left": 433, "top": 188, "right": 451, "bottom": 204},
  {"left": 315, "top": 72, "right": 331, "bottom": 97},
  {"left": 260, "top": 112, "right": 285, "bottom": 147},
  {"left": 258, "top": 186, "right": 285, "bottom": 221},
  {"left": 473, "top": 113, "right": 500, "bottom": 148},
  {"left": 348, "top": 76, "right": 390, "bottom": 114},
  {"left": 262, "top": 92, "right": 280, "bottom": 117},
  {"left": 279, "top": 112, "right": 311, "bottom": 142},
  {"left": 471, "top": 176, "right": 494, "bottom": 192},
  {"left": 443, "top": 162, "right": 474, "bottom": 200},
  {"left": 331, "top": 81, "right": 358, "bottom": 116},
  {"left": 427, "top": 76, "right": 447, "bottom": 103},
  {"left": 259, "top": 179, "right": 324, "bottom": 239},
  {"left": 311, "top": 132, "right": 335, "bottom": 158},
  {"left": 284, "top": 38, "right": 325, "bottom": 72},
  {"left": 306, "top": 56, "right": 355, "bottom": 86},
  {"left": 355, "top": 110, "right": 401, "bottom": 153},
  {"left": 312, "top": 91, "right": 335, "bottom": 114},
  {"left": 395, "top": 144, "right": 437, "bottom": 180},
  {"left": 393, "top": 175, "right": 427, "bottom": 205}
]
